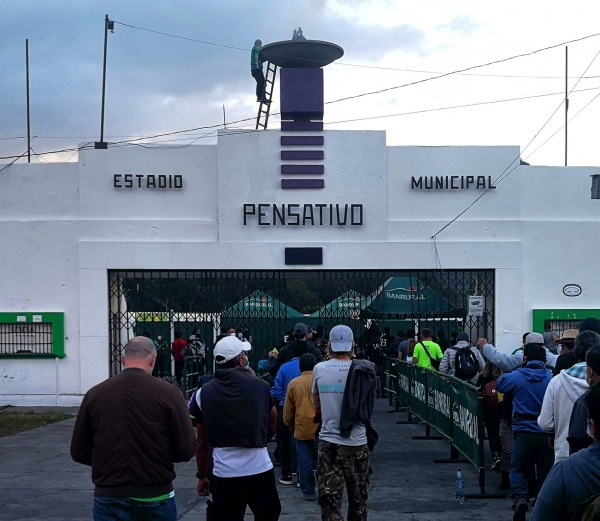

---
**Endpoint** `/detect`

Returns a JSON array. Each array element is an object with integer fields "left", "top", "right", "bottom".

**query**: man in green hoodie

[{"left": 251, "top": 39, "right": 269, "bottom": 103}]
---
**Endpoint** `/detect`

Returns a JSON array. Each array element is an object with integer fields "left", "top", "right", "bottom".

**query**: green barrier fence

[{"left": 383, "top": 356, "right": 502, "bottom": 498}]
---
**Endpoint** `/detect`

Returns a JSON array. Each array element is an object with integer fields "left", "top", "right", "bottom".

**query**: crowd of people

[
  {"left": 386, "top": 319, "right": 600, "bottom": 521},
  {"left": 69, "top": 317, "right": 600, "bottom": 521},
  {"left": 71, "top": 322, "right": 378, "bottom": 521}
]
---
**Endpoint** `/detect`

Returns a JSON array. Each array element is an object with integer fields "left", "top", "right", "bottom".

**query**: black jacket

[
  {"left": 201, "top": 367, "right": 271, "bottom": 448},
  {"left": 340, "top": 359, "right": 379, "bottom": 450}
]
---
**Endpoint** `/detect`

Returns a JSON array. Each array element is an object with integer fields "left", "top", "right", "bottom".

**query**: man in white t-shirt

[{"left": 312, "top": 325, "right": 371, "bottom": 520}]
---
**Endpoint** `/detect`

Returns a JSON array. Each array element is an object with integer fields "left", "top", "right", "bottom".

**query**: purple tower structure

[{"left": 259, "top": 38, "right": 343, "bottom": 190}]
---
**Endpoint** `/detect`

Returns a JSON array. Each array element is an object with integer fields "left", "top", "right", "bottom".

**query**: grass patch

[{"left": 0, "top": 410, "right": 74, "bottom": 438}]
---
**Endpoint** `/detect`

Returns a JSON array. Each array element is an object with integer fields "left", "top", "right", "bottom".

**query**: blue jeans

[
  {"left": 510, "top": 431, "right": 554, "bottom": 502},
  {"left": 93, "top": 496, "right": 177, "bottom": 521},
  {"left": 295, "top": 438, "right": 317, "bottom": 495}
]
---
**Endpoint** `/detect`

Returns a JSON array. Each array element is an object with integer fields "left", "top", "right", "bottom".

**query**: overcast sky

[{"left": 3, "top": 0, "right": 600, "bottom": 166}]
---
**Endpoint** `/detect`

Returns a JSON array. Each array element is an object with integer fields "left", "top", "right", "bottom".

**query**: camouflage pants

[{"left": 317, "top": 440, "right": 370, "bottom": 521}]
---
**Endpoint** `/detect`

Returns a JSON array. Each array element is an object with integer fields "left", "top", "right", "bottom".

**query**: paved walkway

[{"left": 0, "top": 399, "right": 515, "bottom": 520}]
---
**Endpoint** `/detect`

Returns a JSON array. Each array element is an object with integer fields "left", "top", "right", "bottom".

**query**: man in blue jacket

[
  {"left": 271, "top": 340, "right": 305, "bottom": 485},
  {"left": 496, "top": 338, "right": 553, "bottom": 521}
]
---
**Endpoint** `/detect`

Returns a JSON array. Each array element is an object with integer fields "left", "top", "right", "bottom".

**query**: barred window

[{"left": 0, "top": 313, "right": 64, "bottom": 358}]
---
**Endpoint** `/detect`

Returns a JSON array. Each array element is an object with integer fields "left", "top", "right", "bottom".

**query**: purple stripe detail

[
  {"left": 281, "top": 179, "right": 325, "bottom": 189},
  {"left": 281, "top": 121, "right": 324, "bottom": 131},
  {"left": 281, "top": 165, "right": 324, "bottom": 175},
  {"left": 281, "top": 136, "right": 324, "bottom": 146},
  {"left": 281, "top": 150, "right": 324, "bottom": 160}
]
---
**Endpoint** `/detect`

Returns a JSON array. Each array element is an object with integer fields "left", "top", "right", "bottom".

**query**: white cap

[
  {"left": 329, "top": 325, "right": 354, "bottom": 352},
  {"left": 241, "top": 340, "right": 252, "bottom": 352},
  {"left": 214, "top": 336, "right": 244, "bottom": 364},
  {"left": 525, "top": 332, "right": 544, "bottom": 345}
]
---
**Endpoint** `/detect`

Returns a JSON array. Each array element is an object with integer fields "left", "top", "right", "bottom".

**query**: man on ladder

[{"left": 251, "top": 39, "right": 270, "bottom": 104}]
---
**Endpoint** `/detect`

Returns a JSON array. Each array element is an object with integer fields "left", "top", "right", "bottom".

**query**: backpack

[
  {"left": 454, "top": 346, "right": 478, "bottom": 381},
  {"left": 482, "top": 380, "right": 499, "bottom": 409}
]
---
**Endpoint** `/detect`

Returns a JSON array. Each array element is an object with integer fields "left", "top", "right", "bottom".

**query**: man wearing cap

[
  {"left": 312, "top": 325, "right": 376, "bottom": 521},
  {"left": 477, "top": 332, "right": 558, "bottom": 372},
  {"left": 538, "top": 331, "right": 596, "bottom": 464},
  {"left": 268, "top": 322, "right": 323, "bottom": 377},
  {"left": 197, "top": 335, "right": 281, "bottom": 520},
  {"left": 496, "top": 338, "right": 553, "bottom": 521},
  {"left": 70, "top": 336, "right": 196, "bottom": 521}
]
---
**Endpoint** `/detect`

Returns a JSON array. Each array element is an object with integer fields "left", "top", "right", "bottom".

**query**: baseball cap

[
  {"left": 241, "top": 340, "right": 252, "bottom": 352},
  {"left": 294, "top": 323, "right": 308, "bottom": 336},
  {"left": 214, "top": 335, "right": 244, "bottom": 364},
  {"left": 525, "top": 332, "right": 544, "bottom": 345},
  {"left": 329, "top": 325, "right": 354, "bottom": 352}
]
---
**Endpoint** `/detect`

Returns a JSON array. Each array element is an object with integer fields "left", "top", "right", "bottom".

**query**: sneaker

[
  {"left": 491, "top": 456, "right": 501, "bottom": 471},
  {"left": 513, "top": 496, "right": 529, "bottom": 521},
  {"left": 279, "top": 476, "right": 293, "bottom": 485},
  {"left": 300, "top": 492, "right": 317, "bottom": 501}
]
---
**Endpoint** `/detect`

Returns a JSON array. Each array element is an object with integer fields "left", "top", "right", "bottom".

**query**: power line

[
  {"left": 4, "top": 29, "right": 600, "bottom": 161},
  {"left": 334, "top": 61, "right": 600, "bottom": 80},
  {"left": 325, "top": 32, "right": 600, "bottom": 107},
  {"left": 113, "top": 20, "right": 248, "bottom": 52},
  {"left": 524, "top": 89, "right": 600, "bottom": 163},
  {"left": 325, "top": 86, "right": 600, "bottom": 126},
  {"left": 114, "top": 18, "right": 600, "bottom": 81},
  {"left": 7, "top": 83, "right": 598, "bottom": 157},
  {"left": 431, "top": 43, "right": 600, "bottom": 240}
]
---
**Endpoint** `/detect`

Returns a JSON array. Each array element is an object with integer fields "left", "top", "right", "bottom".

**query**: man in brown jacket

[
  {"left": 284, "top": 353, "right": 318, "bottom": 501},
  {"left": 70, "top": 336, "right": 196, "bottom": 521}
]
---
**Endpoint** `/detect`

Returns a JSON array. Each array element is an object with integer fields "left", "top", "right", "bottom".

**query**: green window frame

[{"left": 0, "top": 312, "right": 65, "bottom": 359}]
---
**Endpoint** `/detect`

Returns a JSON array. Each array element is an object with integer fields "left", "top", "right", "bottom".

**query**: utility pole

[
  {"left": 96, "top": 15, "right": 114, "bottom": 150},
  {"left": 26, "top": 39, "right": 31, "bottom": 163},
  {"left": 565, "top": 46, "right": 568, "bottom": 166}
]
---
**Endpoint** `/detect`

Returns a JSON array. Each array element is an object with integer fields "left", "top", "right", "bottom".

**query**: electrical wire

[
  {"left": 0, "top": 150, "right": 30, "bottom": 174},
  {"left": 431, "top": 46, "right": 600, "bottom": 239},
  {"left": 524, "top": 89, "right": 600, "bottom": 163},
  {"left": 113, "top": 18, "right": 600, "bottom": 80},
  {"left": 325, "top": 86, "right": 600, "bottom": 126},
  {"left": 3, "top": 28, "right": 600, "bottom": 161},
  {"left": 325, "top": 32, "right": 600, "bottom": 107}
]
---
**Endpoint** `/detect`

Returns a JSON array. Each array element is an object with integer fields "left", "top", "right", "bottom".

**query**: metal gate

[{"left": 109, "top": 269, "right": 494, "bottom": 394}]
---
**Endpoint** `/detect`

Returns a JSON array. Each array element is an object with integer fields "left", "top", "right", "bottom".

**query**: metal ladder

[{"left": 255, "top": 62, "right": 278, "bottom": 130}]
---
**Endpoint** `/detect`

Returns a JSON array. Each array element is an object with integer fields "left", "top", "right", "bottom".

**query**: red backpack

[{"left": 483, "top": 380, "right": 500, "bottom": 409}]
